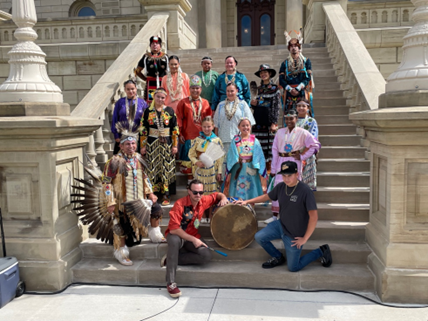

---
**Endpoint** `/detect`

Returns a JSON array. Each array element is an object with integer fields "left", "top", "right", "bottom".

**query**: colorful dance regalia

[
  {"left": 211, "top": 71, "right": 251, "bottom": 111},
  {"left": 297, "top": 115, "right": 319, "bottom": 191},
  {"left": 224, "top": 134, "right": 267, "bottom": 200},
  {"left": 111, "top": 97, "right": 148, "bottom": 154},
  {"left": 140, "top": 106, "right": 179, "bottom": 196},
  {"left": 213, "top": 98, "right": 255, "bottom": 157},
  {"left": 251, "top": 81, "right": 281, "bottom": 164},
  {"left": 279, "top": 54, "right": 312, "bottom": 112},
  {"left": 188, "top": 132, "right": 225, "bottom": 194},
  {"left": 176, "top": 97, "right": 212, "bottom": 173},
  {"left": 270, "top": 126, "right": 320, "bottom": 213},
  {"left": 195, "top": 70, "right": 219, "bottom": 108},
  {"left": 137, "top": 51, "right": 168, "bottom": 104},
  {"left": 161, "top": 72, "right": 190, "bottom": 113}
]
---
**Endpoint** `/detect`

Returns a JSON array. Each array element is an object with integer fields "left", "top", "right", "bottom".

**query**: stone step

[
  {"left": 170, "top": 45, "right": 328, "bottom": 55},
  {"left": 317, "top": 123, "right": 356, "bottom": 135},
  {"left": 157, "top": 218, "right": 367, "bottom": 242},
  {"left": 316, "top": 115, "right": 351, "bottom": 125},
  {"left": 314, "top": 106, "right": 349, "bottom": 116},
  {"left": 72, "top": 258, "right": 374, "bottom": 292},
  {"left": 315, "top": 187, "right": 369, "bottom": 204},
  {"left": 313, "top": 97, "right": 347, "bottom": 107},
  {"left": 79, "top": 238, "right": 370, "bottom": 264},
  {"left": 317, "top": 172, "right": 370, "bottom": 187},
  {"left": 314, "top": 82, "right": 341, "bottom": 90},
  {"left": 319, "top": 135, "right": 361, "bottom": 146},
  {"left": 311, "top": 89, "right": 343, "bottom": 99},
  {"left": 317, "top": 158, "right": 370, "bottom": 172},
  {"left": 160, "top": 199, "right": 369, "bottom": 221},
  {"left": 318, "top": 146, "right": 366, "bottom": 159}
]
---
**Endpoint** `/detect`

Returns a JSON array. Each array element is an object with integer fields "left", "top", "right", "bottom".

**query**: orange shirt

[
  {"left": 176, "top": 97, "right": 212, "bottom": 141},
  {"left": 165, "top": 193, "right": 219, "bottom": 239}
]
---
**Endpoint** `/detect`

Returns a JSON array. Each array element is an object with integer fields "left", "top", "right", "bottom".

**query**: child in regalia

[{"left": 224, "top": 118, "right": 267, "bottom": 200}]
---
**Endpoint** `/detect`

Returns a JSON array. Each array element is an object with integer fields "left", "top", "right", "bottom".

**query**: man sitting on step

[
  {"left": 235, "top": 161, "right": 332, "bottom": 272},
  {"left": 161, "top": 179, "right": 229, "bottom": 298}
]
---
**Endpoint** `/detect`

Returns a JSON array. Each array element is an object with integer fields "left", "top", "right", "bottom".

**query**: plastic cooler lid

[{"left": 0, "top": 257, "right": 18, "bottom": 273}]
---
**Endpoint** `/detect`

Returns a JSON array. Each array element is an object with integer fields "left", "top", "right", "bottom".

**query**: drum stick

[{"left": 207, "top": 246, "right": 228, "bottom": 257}]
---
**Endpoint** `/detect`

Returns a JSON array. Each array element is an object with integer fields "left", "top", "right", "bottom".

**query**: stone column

[
  {"left": 302, "top": 0, "right": 347, "bottom": 43},
  {"left": 286, "top": 0, "right": 303, "bottom": 33},
  {"left": 140, "top": 0, "right": 195, "bottom": 50},
  {"left": 0, "top": 0, "right": 63, "bottom": 107},
  {"left": 205, "top": 0, "right": 222, "bottom": 49},
  {"left": 350, "top": 0, "right": 428, "bottom": 304}
]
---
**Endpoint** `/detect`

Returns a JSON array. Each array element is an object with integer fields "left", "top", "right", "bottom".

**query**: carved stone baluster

[
  {"left": 95, "top": 115, "right": 107, "bottom": 170},
  {"left": 103, "top": 103, "right": 114, "bottom": 159}
]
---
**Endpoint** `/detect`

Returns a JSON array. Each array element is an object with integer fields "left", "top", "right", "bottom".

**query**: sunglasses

[{"left": 190, "top": 190, "right": 204, "bottom": 195}]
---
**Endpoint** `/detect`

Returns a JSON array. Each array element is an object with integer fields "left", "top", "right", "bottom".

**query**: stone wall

[{"left": 0, "top": 41, "right": 129, "bottom": 110}]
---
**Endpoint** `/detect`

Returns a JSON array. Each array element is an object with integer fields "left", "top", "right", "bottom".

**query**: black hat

[
  {"left": 255, "top": 64, "right": 276, "bottom": 78},
  {"left": 150, "top": 36, "right": 162, "bottom": 45},
  {"left": 277, "top": 161, "right": 298, "bottom": 175}
]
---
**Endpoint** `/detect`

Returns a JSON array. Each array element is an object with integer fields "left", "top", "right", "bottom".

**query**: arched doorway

[{"left": 237, "top": 0, "right": 276, "bottom": 47}]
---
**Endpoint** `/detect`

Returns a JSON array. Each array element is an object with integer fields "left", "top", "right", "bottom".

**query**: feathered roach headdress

[{"left": 116, "top": 119, "right": 141, "bottom": 144}]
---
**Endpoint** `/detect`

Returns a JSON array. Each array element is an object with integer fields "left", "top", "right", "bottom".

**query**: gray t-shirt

[{"left": 268, "top": 181, "right": 317, "bottom": 239}]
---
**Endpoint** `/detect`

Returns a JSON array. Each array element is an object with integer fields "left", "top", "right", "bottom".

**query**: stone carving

[
  {"left": 0, "top": 0, "right": 62, "bottom": 103},
  {"left": 387, "top": 0, "right": 428, "bottom": 91}
]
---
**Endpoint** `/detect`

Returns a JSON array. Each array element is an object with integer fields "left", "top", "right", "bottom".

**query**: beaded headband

[
  {"left": 201, "top": 56, "right": 213, "bottom": 62},
  {"left": 296, "top": 101, "right": 310, "bottom": 106},
  {"left": 154, "top": 87, "right": 167, "bottom": 96},
  {"left": 284, "top": 113, "right": 298, "bottom": 118}
]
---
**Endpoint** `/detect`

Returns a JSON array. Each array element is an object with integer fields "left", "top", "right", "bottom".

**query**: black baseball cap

[{"left": 278, "top": 161, "right": 298, "bottom": 175}]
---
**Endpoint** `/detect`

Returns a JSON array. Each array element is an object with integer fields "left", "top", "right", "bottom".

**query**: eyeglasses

[{"left": 190, "top": 190, "right": 204, "bottom": 195}]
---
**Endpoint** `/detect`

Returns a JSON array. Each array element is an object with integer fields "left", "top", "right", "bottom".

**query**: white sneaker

[
  {"left": 264, "top": 216, "right": 278, "bottom": 224},
  {"left": 149, "top": 226, "right": 166, "bottom": 243},
  {"left": 201, "top": 218, "right": 208, "bottom": 224},
  {"left": 114, "top": 246, "right": 133, "bottom": 266}
]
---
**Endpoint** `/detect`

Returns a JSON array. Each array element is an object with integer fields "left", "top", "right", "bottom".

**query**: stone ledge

[{"left": 0, "top": 102, "right": 71, "bottom": 117}]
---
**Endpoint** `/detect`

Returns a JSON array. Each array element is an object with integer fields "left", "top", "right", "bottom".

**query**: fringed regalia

[
  {"left": 71, "top": 153, "right": 153, "bottom": 251},
  {"left": 251, "top": 81, "right": 281, "bottom": 164},
  {"left": 224, "top": 135, "right": 267, "bottom": 200},
  {"left": 269, "top": 127, "right": 320, "bottom": 213},
  {"left": 137, "top": 51, "right": 168, "bottom": 104},
  {"left": 188, "top": 133, "right": 224, "bottom": 194},
  {"left": 279, "top": 54, "right": 312, "bottom": 112},
  {"left": 140, "top": 105, "right": 179, "bottom": 195},
  {"left": 297, "top": 116, "right": 319, "bottom": 191}
]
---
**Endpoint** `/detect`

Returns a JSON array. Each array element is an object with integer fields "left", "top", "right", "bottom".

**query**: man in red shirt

[
  {"left": 161, "top": 179, "right": 229, "bottom": 298},
  {"left": 176, "top": 75, "right": 212, "bottom": 182}
]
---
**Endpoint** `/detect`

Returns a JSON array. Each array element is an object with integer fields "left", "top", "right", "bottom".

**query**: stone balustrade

[
  {"left": 324, "top": 2, "right": 386, "bottom": 112},
  {"left": 348, "top": 1, "right": 414, "bottom": 29},
  {"left": 71, "top": 13, "right": 168, "bottom": 169},
  {"left": 0, "top": 15, "right": 148, "bottom": 45}
]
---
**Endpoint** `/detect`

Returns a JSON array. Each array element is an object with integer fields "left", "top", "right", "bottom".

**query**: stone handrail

[
  {"left": 72, "top": 13, "right": 168, "bottom": 119},
  {"left": 324, "top": 2, "right": 385, "bottom": 111},
  {"left": 0, "top": 15, "right": 148, "bottom": 44}
]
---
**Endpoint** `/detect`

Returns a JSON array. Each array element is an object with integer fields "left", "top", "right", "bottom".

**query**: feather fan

[
  {"left": 122, "top": 198, "right": 153, "bottom": 228},
  {"left": 199, "top": 143, "right": 225, "bottom": 168},
  {"left": 250, "top": 81, "right": 258, "bottom": 101}
]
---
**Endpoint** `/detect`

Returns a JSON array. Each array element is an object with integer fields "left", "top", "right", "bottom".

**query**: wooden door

[{"left": 237, "top": 0, "right": 276, "bottom": 47}]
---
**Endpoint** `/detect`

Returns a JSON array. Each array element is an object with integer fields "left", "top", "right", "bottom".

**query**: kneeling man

[
  {"left": 161, "top": 179, "right": 229, "bottom": 298},
  {"left": 236, "top": 161, "right": 332, "bottom": 271}
]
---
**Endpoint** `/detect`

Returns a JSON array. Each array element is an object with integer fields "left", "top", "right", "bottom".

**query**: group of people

[{"left": 92, "top": 35, "right": 332, "bottom": 299}]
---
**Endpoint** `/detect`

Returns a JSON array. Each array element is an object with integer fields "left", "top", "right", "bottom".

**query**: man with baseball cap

[{"left": 235, "top": 160, "right": 332, "bottom": 272}]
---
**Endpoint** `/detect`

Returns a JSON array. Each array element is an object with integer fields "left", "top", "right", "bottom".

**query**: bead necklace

[
  {"left": 224, "top": 97, "right": 240, "bottom": 121},
  {"left": 167, "top": 72, "right": 184, "bottom": 102},
  {"left": 284, "top": 126, "right": 297, "bottom": 153},
  {"left": 224, "top": 72, "right": 236, "bottom": 86},
  {"left": 202, "top": 70, "right": 212, "bottom": 87},
  {"left": 285, "top": 181, "right": 299, "bottom": 196},
  {"left": 155, "top": 106, "right": 167, "bottom": 143},
  {"left": 124, "top": 154, "right": 138, "bottom": 199},
  {"left": 189, "top": 96, "right": 203, "bottom": 124}
]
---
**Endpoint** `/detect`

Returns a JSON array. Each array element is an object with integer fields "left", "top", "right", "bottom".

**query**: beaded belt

[
  {"left": 149, "top": 128, "right": 170, "bottom": 137},
  {"left": 278, "top": 152, "right": 293, "bottom": 157}
]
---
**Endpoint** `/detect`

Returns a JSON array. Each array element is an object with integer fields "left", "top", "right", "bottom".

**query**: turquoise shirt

[
  {"left": 211, "top": 71, "right": 251, "bottom": 111},
  {"left": 195, "top": 70, "right": 219, "bottom": 107}
]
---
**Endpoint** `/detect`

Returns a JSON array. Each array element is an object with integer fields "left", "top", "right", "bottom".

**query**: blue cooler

[{"left": 0, "top": 257, "right": 19, "bottom": 309}]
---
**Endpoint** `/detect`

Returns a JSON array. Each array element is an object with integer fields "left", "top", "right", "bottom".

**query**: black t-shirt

[{"left": 268, "top": 181, "right": 317, "bottom": 239}]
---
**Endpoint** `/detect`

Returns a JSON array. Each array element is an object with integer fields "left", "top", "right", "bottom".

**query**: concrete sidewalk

[{"left": 0, "top": 285, "right": 427, "bottom": 321}]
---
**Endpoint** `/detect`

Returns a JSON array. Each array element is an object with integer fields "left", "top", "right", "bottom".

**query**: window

[
  {"left": 78, "top": 7, "right": 96, "bottom": 17},
  {"left": 241, "top": 15, "right": 252, "bottom": 46},
  {"left": 260, "top": 14, "right": 271, "bottom": 46},
  {"left": 69, "top": 0, "right": 96, "bottom": 17}
]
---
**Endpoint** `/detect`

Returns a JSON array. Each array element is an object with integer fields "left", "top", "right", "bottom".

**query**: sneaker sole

[{"left": 169, "top": 292, "right": 182, "bottom": 298}]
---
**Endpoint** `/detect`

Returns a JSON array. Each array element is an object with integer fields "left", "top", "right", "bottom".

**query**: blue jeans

[{"left": 255, "top": 220, "right": 322, "bottom": 272}]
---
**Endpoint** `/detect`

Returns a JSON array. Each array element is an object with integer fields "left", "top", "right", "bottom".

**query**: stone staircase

[{"left": 72, "top": 45, "right": 374, "bottom": 294}]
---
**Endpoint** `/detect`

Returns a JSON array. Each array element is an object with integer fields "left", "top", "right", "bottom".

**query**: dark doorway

[{"left": 237, "top": 0, "right": 276, "bottom": 47}]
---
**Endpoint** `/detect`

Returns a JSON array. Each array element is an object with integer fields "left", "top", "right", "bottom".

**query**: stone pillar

[
  {"left": 0, "top": 0, "right": 63, "bottom": 106},
  {"left": 350, "top": 0, "right": 428, "bottom": 304},
  {"left": 140, "top": 0, "right": 195, "bottom": 50},
  {"left": 286, "top": 0, "right": 303, "bottom": 33},
  {"left": 302, "top": 0, "right": 347, "bottom": 43},
  {"left": 205, "top": 0, "right": 222, "bottom": 49}
]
